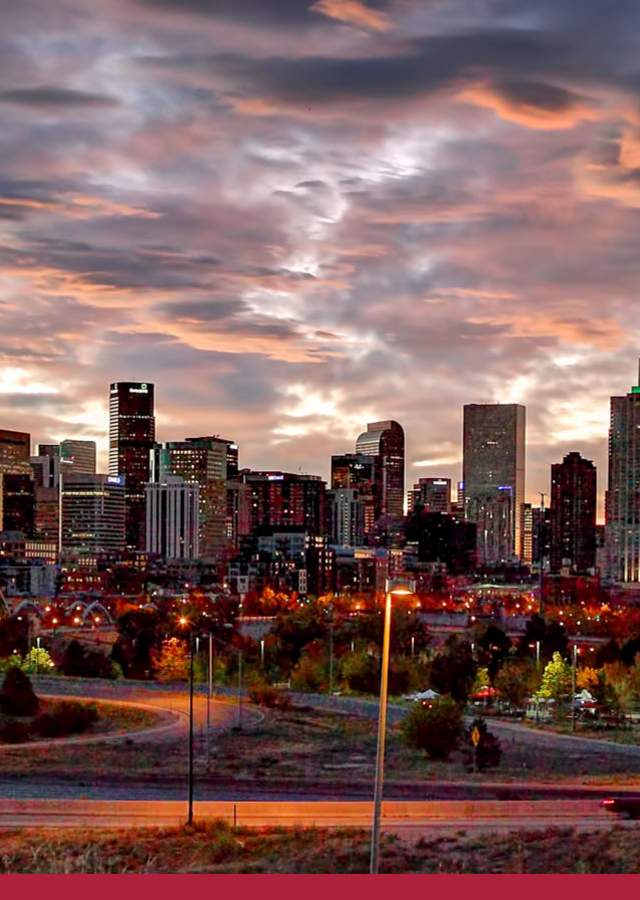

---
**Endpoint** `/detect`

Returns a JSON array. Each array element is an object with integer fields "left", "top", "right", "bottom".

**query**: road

[{"left": 0, "top": 798, "right": 629, "bottom": 835}]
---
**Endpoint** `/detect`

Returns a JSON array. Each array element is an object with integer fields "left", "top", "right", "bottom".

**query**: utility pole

[
  {"left": 539, "top": 492, "right": 546, "bottom": 618},
  {"left": 187, "top": 630, "right": 195, "bottom": 825},
  {"left": 206, "top": 632, "right": 213, "bottom": 770},
  {"left": 328, "top": 603, "right": 334, "bottom": 694}
]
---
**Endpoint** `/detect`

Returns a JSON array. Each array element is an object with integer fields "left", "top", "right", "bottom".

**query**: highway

[{"left": 0, "top": 798, "right": 629, "bottom": 834}]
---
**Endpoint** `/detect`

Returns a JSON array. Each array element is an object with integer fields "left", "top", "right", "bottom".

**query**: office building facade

[
  {"left": 355, "top": 420, "right": 405, "bottom": 518},
  {"left": 408, "top": 477, "right": 452, "bottom": 514},
  {"left": 550, "top": 452, "right": 597, "bottom": 574},
  {"left": 61, "top": 474, "right": 126, "bottom": 557},
  {"left": 145, "top": 477, "right": 200, "bottom": 560},
  {"left": 109, "top": 382, "right": 155, "bottom": 550},
  {"left": 463, "top": 403, "right": 526, "bottom": 565},
  {"left": 605, "top": 366, "right": 640, "bottom": 582}
]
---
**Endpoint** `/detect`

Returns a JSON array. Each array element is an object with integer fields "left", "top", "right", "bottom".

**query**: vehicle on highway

[{"left": 602, "top": 797, "right": 640, "bottom": 819}]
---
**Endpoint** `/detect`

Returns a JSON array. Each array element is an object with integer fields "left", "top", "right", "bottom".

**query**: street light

[
  {"left": 370, "top": 578, "right": 415, "bottom": 875},
  {"left": 179, "top": 617, "right": 196, "bottom": 826},
  {"left": 571, "top": 644, "right": 579, "bottom": 733}
]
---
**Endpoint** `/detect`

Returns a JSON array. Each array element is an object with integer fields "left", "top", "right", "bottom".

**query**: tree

[
  {"left": 429, "top": 638, "right": 476, "bottom": 702},
  {"left": 152, "top": 638, "right": 189, "bottom": 682},
  {"left": 518, "top": 615, "right": 568, "bottom": 663},
  {"left": 401, "top": 695, "right": 463, "bottom": 760},
  {"left": 471, "top": 667, "right": 490, "bottom": 695},
  {"left": 620, "top": 638, "right": 640, "bottom": 667},
  {"left": 576, "top": 666, "right": 599, "bottom": 692},
  {"left": 0, "top": 667, "right": 39, "bottom": 717},
  {"left": 477, "top": 625, "right": 511, "bottom": 677},
  {"left": 494, "top": 660, "right": 539, "bottom": 708},
  {"left": 60, "top": 640, "right": 116, "bottom": 679},
  {"left": 340, "top": 651, "right": 379, "bottom": 694},
  {"left": 536, "top": 651, "right": 572, "bottom": 703}
]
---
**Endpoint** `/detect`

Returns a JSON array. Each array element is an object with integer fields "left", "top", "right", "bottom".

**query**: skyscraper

[
  {"left": 605, "top": 364, "right": 640, "bottom": 583},
  {"left": 109, "top": 382, "right": 155, "bottom": 550},
  {"left": 61, "top": 473, "right": 126, "bottom": 557},
  {"left": 0, "top": 430, "right": 30, "bottom": 472},
  {"left": 331, "top": 452, "right": 380, "bottom": 536},
  {"left": 60, "top": 439, "right": 96, "bottom": 474},
  {"left": 155, "top": 439, "right": 227, "bottom": 559},
  {"left": 328, "top": 488, "right": 365, "bottom": 547},
  {"left": 550, "top": 452, "right": 597, "bottom": 574},
  {"left": 354, "top": 420, "right": 405, "bottom": 518},
  {"left": 408, "top": 477, "right": 451, "bottom": 514},
  {"left": 463, "top": 404, "right": 526, "bottom": 565},
  {"left": 145, "top": 477, "right": 200, "bottom": 560}
]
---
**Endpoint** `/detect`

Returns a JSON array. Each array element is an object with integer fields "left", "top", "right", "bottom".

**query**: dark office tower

[
  {"left": 60, "top": 440, "right": 96, "bottom": 474},
  {"left": 354, "top": 420, "right": 405, "bottom": 518},
  {"left": 463, "top": 404, "right": 526, "bottom": 565},
  {"left": 605, "top": 363, "right": 640, "bottom": 583},
  {"left": 158, "top": 439, "right": 227, "bottom": 559},
  {"left": 328, "top": 488, "right": 365, "bottom": 547},
  {"left": 61, "top": 474, "right": 126, "bottom": 557},
  {"left": 240, "top": 471, "right": 326, "bottom": 535},
  {"left": 109, "top": 382, "right": 155, "bottom": 550},
  {"left": 1, "top": 473, "right": 35, "bottom": 535},
  {"left": 408, "top": 477, "right": 451, "bottom": 514},
  {"left": 331, "top": 453, "right": 381, "bottom": 536},
  {"left": 0, "top": 430, "right": 30, "bottom": 471},
  {"left": 550, "top": 452, "right": 597, "bottom": 574}
]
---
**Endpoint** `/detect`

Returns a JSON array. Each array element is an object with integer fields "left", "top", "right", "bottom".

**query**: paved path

[{"left": 0, "top": 798, "right": 627, "bottom": 835}]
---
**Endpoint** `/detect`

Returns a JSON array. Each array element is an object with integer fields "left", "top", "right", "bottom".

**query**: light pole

[
  {"left": 571, "top": 644, "right": 578, "bottom": 733},
  {"left": 206, "top": 632, "right": 213, "bottom": 769},
  {"left": 370, "top": 579, "right": 415, "bottom": 876}
]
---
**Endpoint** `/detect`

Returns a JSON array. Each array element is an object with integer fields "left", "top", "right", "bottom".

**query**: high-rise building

[
  {"left": 522, "top": 502, "right": 534, "bottom": 567},
  {"left": 355, "top": 420, "right": 405, "bottom": 518},
  {"left": 463, "top": 404, "right": 525, "bottom": 565},
  {"left": 145, "top": 477, "right": 200, "bottom": 560},
  {"left": 550, "top": 452, "right": 597, "bottom": 574},
  {"left": 61, "top": 474, "right": 126, "bottom": 557},
  {"left": 328, "top": 488, "right": 365, "bottom": 547},
  {"left": 408, "top": 477, "right": 451, "bottom": 514},
  {"left": 155, "top": 439, "right": 227, "bottom": 559},
  {"left": 331, "top": 453, "right": 380, "bottom": 536},
  {"left": 109, "top": 382, "right": 155, "bottom": 550},
  {"left": 605, "top": 365, "right": 640, "bottom": 583},
  {"left": 1, "top": 473, "right": 35, "bottom": 535},
  {"left": 0, "top": 430, "right": 30, "bottom": 472},
  {"left": 60, "top": 440, "right": 96, "bottom": 474},
  {"left": 240, "top": 471, "right": 326, "bottom": 536}
]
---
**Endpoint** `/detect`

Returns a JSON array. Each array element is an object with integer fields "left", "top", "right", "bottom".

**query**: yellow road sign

[{"left": 471, "top": 726, "right": 481, "bottom": 747}]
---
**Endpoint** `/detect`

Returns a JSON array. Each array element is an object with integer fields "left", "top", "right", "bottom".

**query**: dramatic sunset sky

[{"left": 1, "top": 0, "right": 639, "bottom": 512}]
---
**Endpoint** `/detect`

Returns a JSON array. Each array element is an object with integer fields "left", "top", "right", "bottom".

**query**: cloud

[
  {"left": 310, "top": 0, "right": 392, "bottom": 32},
  {"left": 0, "top": 86, "right": 119, "bottom": 108}
]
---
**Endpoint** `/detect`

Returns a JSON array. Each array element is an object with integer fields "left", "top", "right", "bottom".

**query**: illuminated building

[
  {"left": 240, "top": 471, "right": 326, "bottom": 535},
  {"left": 109, "top": 382, "right": 155, "bottom": 550},
  {"left": 61, "top": 473, "right": 126, "bottom": 557},
  {"left": 328, "top": 488, "right": 365, "bottom": 547},
  {"left": 154, "top": 439, "right": 227, "bottom": 559},
  {"left": 145, "top": 477, "right": 200, "bottom": 560},
  {"left": 1, "top": 474, "right": 35, "bottom": 535},
  {"left": 0, "top": 430, "right": 30, "bottom": 472},
  {"left": 605, "top": 364, "right": 640, "bottom": 583},
  {"left": 550, "top": 452, "right": 597, "bottom": 574},
  {"left": 331, "top": 453, "right": 380, "bottom": 536},
  {"left": 60, "top": 440, "right": 96, "bottom": 474},
  {"left": 355, "top": 420, "right": 405, "bottom": 518},
  {"left": 408, "top": 477, "right": 451, "bottom": 514},
  {"left": 463, "top": 404, "right": 526, "bottom": 564}
]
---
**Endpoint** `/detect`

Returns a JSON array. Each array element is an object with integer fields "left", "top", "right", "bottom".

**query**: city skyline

[{"left": 2, "top": 2, "right": 640, "bottom": 517}]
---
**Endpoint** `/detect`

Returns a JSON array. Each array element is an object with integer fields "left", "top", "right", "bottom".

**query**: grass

[
  {"left": 2, "top": 701, "right": 640, "bottom": 784},
  {"left": 1, "top": 822, "right": 640, "bottom": 872},
  {"left": 0, "top": 700, "right": 164, "bottom": 747}
]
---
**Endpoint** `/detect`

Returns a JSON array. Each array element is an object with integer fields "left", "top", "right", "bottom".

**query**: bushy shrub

[
  {"left": 401, "top": 695, "right": 463, "bottom": 760},
  {"left": 60, "top": 640, "right": 117, "bottom": 679},
  {"left": 0, "top": 667, "right": 39, "bottom": 717},
  {"left": 340, "top": 651, "right": 379, "bottom": 694},
  {"left": 33, "top": 700, "right": 99, "bottom": 738},
  {"left": 461, "top": 717, "right": 502, "bottom": 771},
  {"left": 290, "top": 655, "right": 326, "bottom": 692},
  {"left": 0, "top": 718, "right": 31, "bottom": 744},
  {"left": 247, "top": 678, "right": 292, "bottom": 710}
]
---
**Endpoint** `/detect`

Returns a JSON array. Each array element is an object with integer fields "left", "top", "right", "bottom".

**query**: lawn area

[
  {"left": 1, "top": 821, "right": 640, "bottom": 872},
  {"left": 0, "top": 699, "right": 164, "bottom": 748},
  {"left": 2, "top": 701, "right": 640, "bottom": 783}
]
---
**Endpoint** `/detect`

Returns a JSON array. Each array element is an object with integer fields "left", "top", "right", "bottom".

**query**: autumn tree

[
  {"left": 152, "top": 638, "right": 189, "bottom": 682},
  {"left": 494, "top": 660, "right": 539, "bottom": 708},
  {"left": 536, "top": 651, "right": 572, "bottom": 704}
]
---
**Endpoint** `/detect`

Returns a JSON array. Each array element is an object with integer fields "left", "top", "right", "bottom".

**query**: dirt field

[{"left": 1, "top": 821, "right": 640, "bottom": 873}]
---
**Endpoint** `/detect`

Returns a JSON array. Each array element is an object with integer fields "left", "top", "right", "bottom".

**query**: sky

[{"left": 1, "top": 0, "right": 639, "bottom": 517}]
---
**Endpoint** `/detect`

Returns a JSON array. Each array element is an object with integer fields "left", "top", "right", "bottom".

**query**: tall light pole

[
  {"left": 206, "top": 632, "right": 213, "bottom": 769},
  {"left": 370, "top": 579, "right": 415, "bottom": 876},
  {"left": 538, "top": 492, "right": 546, "bottom": 618},
  {"left": 179, "top": 616, "right": 196, "bottom": 825},
  {"left": 571, "top": 644, "right": 578, "bottom": 733}
]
